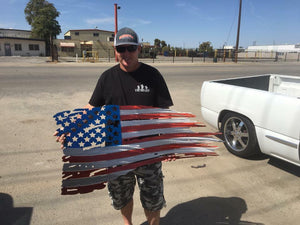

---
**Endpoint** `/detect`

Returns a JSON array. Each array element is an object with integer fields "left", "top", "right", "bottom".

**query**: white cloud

[
  {"left": 136, "top": 19, "right": 151, "bottom": 25},
  {"left": 175, "top": 1, "right": 201, "bottom": 16},
  {"left": 248, "top": 0, "right": 265, "bottom": 23},
  {"left": 176, "top": 2, "right": 186, "bottom": 7},
  {"left": 0, "top": 22, "right": 17, "bottom": 29},
  {"left": 85, "top": 17, "right": 114, "bottom": 25},
  {"left": 119, "top": 18, "right": 151, "bottom": 28}
]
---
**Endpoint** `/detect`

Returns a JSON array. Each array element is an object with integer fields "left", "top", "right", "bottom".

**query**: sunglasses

[{"left": 116, "top": 45, "right": 138, "bottom": 53}]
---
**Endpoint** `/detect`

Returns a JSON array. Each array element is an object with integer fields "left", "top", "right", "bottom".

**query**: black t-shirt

[{"left": 89, "top": 63, "right": 173, "bottom": 108}]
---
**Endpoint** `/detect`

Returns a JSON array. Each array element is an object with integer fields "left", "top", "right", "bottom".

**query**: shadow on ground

[
  {"left": 141, "top": 196, "right": 264, "bottom": 225},
  {"left": 0, "top": 193, "right": 33, "bottom": 225},
  {"left": 268, "top": 157, "right": 300, "bottom": 177}
]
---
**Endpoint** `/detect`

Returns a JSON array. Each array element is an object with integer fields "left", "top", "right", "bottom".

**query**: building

[
  {"left": 0, "top": 28, "right": 46, "bottom": 56},
  {"left": 236, "top": 44, "right": 300, "bottom": 61},
  {"left": 247, "top": 44, "right": 300, "bottom": 53},
  {"left": 1, "top": 28, "right": 154, "bottom": 59},
  {"left": 54, "top": 29, "right": 115, "bottom": 58}
]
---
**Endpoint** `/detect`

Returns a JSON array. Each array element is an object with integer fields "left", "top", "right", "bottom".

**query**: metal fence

[
  {"left": 237, "top": 51, "right": 300, "bottom": 62},
  {"left": 59, "top": 50, "right": 300, "bottom": 64}
]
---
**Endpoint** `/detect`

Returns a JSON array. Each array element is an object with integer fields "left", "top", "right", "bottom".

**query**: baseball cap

[{"left": 114, "top": 27, "right": 139, "bottom": 46}]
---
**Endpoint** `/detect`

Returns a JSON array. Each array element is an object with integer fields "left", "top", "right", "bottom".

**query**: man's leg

[
  {"left": 121, "top": 199, "right": 134, "bottom": 225},
  {"left": 136, "top": 162, "right": 165, "bottom": 225},
  {"left": 108, "top": 172, "right": 136, "bottom": 225},
  {"left": 144, "top": 209, "right": 160, "bottom": 225}
]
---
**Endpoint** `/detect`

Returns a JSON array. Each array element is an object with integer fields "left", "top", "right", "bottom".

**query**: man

[{"left": 56, "top": 27, "right": 173, "bottom": 225}]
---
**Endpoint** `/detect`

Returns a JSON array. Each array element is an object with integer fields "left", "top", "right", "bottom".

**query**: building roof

[
  {"left": 64, "top": 29, "right": 114, "bottom": 35},
  {"left": 0, "top": 28, "right": 31, "bottom": 32},
  {"left": 0, "top": 36, "right": 44, "bottom": 41}
]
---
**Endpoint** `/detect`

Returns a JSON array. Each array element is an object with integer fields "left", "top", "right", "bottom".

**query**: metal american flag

[{"left": 53, "top": 105, "right": 220, "bottom": 195}]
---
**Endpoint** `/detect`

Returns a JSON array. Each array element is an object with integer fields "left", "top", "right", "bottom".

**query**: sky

[{"left": 1, "top": 0, "right": 300, "bottom": 49}]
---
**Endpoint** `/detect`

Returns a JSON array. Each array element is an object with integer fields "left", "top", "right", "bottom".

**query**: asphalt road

[{"left": 0, "top": 59, "right": 299, "bottom": 225}]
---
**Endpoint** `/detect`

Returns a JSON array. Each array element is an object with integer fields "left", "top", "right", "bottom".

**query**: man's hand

[
  {"left": 53, "top": 131, "right": 67, "bottom": 149},
  {"left": 163, "top": 155, "right": 177, "bottom": 162}
]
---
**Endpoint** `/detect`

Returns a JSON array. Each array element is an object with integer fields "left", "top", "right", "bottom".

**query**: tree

[
  {"left": 25, "top": 0, "right": 61, "bottom": 58},
  {"left": 199, "top": 41, "right": 213, "bottom": 54},
  {"left": 161, "top": 40, "right": 167, "bottom": 48},
  {"left": 154, "top": 39, "right": 161, "bottom": 48}
]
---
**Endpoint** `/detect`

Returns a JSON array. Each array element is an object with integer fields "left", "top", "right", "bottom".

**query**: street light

[{"left": 114, "top": 4, "right": 121, "bottom": 35}]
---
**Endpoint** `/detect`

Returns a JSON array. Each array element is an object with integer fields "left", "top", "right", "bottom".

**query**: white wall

[
  {"left": 0, "top": 38, "right": 46, "bottom": 56},
  {"left": 247, "top": 44, "right": 300, "bottom": 53}
]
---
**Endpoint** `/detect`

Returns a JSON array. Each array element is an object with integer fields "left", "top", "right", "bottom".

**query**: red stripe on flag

[
  {"left": 121, "top": 122, "right": 204, "bottom": 132},
  {"left": 120, "top": 105, "right": 160, "bottom": 110},
  {"left": 123, "top": 132, "right": 221, "bottom": 144},
  {"left": 120, "top": 113, "right": 195, "bottom": 120}
]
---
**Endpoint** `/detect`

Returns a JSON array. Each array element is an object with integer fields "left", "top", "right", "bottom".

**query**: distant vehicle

[{"left": 200, "top": 74, "right": 300, "bottom": 166}]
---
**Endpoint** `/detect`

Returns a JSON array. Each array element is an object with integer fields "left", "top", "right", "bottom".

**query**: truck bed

[{"left": 214, "top": 74, "right": 300, "bottom": 98}]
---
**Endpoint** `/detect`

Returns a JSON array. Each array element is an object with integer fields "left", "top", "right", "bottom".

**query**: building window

[
  {"left": 29, "top": 44, "right": 39, "bottom": 51},
  {"left": 64, "top": 36, "right": 71, "bottom": 40},
  {"left": 108, "top": 37, "right": 114, "bottom": 42},
  {"left": 75, "top": 32, "right": 79, "bottom": 36},
  {"left": 15, "top": 44, "right": 22, "bottom": 51},
  {"left": 61, "top": 47, "right": 74, "bottom": 52},
  {"left": 93, "top": 33, "right": 99, "bottom": 37}
]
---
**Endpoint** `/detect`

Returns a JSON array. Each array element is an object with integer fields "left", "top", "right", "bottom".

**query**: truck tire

[{"left": 221, "top": 112, "right": 260, "bottom": 157}]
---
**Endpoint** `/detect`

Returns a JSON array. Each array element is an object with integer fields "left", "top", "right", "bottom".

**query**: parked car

[{"left": 200, "top": 74, "right": 300, "bottom": 166}]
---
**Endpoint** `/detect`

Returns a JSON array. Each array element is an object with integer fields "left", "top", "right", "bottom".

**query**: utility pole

[
  {"left": 235, "top": 0, "right": 242, "bottom": 63},
  {"left": 114, "top": 3, "right": 120, "bottom": 62}
]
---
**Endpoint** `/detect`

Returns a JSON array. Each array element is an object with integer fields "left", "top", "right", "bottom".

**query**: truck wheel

[{"left": 221, "top": 112, "right": 260, "bottom": 157}]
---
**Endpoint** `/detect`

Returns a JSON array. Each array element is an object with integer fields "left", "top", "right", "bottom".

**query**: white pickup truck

[{"left": 200, "top": 74, "right": 300, "bottom": 167}]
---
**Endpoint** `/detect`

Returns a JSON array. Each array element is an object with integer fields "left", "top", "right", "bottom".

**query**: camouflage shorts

[{"left": 107, "top": 162, "right": 165, "bottom": 211}]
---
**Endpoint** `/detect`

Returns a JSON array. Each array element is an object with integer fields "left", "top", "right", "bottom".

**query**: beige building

[
  {"left": 0, "top": 29, "right": 46, "bottom": 56},
  {"left": 54, "top": 29, "right": 115, "bottom": 58}
]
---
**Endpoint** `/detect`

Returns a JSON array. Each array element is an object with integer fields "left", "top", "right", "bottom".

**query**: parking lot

[{"left": 0, "top": 57, "right": 299, "bottom": 225}]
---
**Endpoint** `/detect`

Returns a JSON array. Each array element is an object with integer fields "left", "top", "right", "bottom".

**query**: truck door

[{"left": 261, "top": 96, "right": 300, "bottom": 165}]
